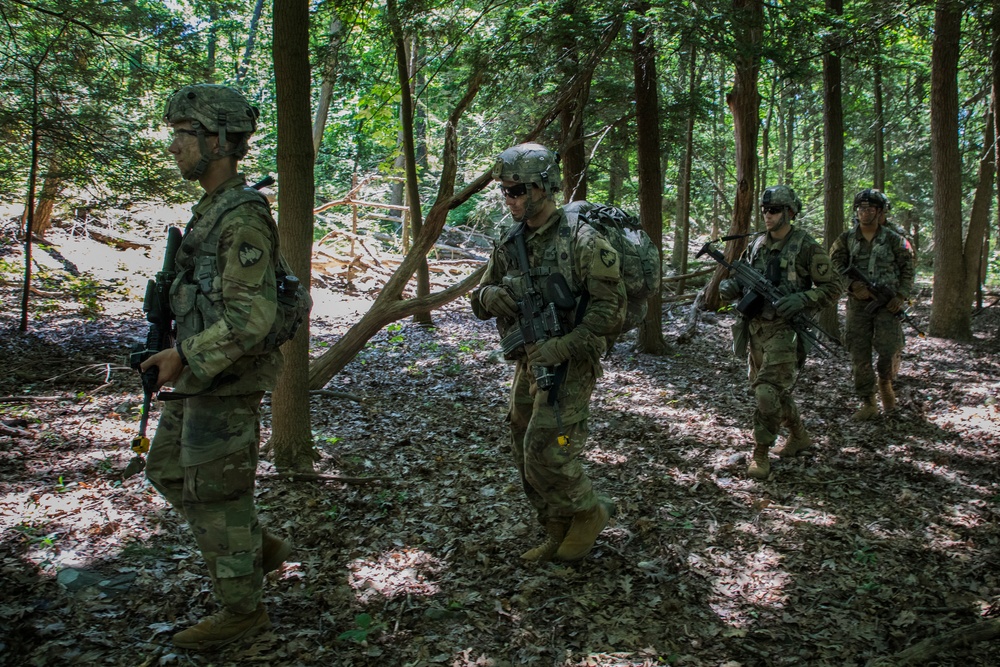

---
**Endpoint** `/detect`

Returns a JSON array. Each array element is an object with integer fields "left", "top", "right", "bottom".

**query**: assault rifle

[
  {"left": 123, "top": 175, "right": 275, "bottom": 479},
  {"left": 696, "top": 239, "right": 841, "bottom": 357},
  {"left": 497, "top": 223, "right": 576, "bottom": 390},
  {"left": 843, "top": 264, "right": 926, "bottom": 337},
  {"left": 124, "top": 225, "right": 182, "bottom": 478}
]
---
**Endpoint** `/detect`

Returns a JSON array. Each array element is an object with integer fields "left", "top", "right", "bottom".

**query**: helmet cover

[{"left": 491, "top": 143, "right": 562, "bottom": 196}]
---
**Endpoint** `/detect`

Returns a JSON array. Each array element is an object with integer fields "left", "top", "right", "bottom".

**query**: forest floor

[{"left": 1, "top": 218, "right": 1000, "bottom": 667}]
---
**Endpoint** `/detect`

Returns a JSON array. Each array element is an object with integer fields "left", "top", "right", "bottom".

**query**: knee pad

[{"left": 754, "top": 383, "right": 781, "bottom": 418}]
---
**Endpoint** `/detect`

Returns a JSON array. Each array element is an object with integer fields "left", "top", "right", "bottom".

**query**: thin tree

[
  {"left": 387, "top": 0, "right": 431, "bottom": 324},
  {"left": 270, "top": 0, "right": 317, "bottom": 471},
  {"left": 633, "top": 3, "right": 666, "bottom": 354}
]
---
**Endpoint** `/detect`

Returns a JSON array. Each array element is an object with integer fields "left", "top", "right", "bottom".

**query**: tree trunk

[
  {"left": 633, "top": 4, "right": 666, "bottom": 354},
  {"left": 929, "top": 0, "right": 973, "bottom": 340},
  {"left": 386, "top": 0, "right": 431, "bottom": 325},
  {"left": 705, "top": 0, "right": 763, "bottom": 311},
  {"left": 820, "top": 0, "right": 845, "bottom": 339},
  {"left": 672, "top": 39, "right": 696, "bottom": 275},
  {"left": 873, "top": 43, "right": 886, "bottom": 190},
  {"left": 312, "top": 14, "right": 345, "bottom": 157},
  {"left": 236, "top": 0, "right": 266, "bottom": 83},
  {"left": 558, "top": 0, "right": 589, "bottom": 203},
  {"left": 270, "top": 0, "right": 317, "bottom": 472}
]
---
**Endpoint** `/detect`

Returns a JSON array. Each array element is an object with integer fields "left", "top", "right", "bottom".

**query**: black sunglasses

[
  {"left": 500, "top": 183, "right": 529, "bottom": 198},
  {"left": 761, "top": 205, "right": 785, "bottom": 215}
]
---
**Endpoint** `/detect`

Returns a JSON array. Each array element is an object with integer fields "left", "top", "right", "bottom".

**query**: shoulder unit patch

[{"left": 239, "top": 242, "right": 264, "bottom": 267}]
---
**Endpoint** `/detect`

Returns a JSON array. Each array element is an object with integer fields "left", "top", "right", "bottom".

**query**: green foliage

[{"left": 337, "top": 613, "right": 385, "bottom": 644}]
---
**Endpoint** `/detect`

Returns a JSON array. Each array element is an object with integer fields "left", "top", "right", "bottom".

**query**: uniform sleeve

[
  {"left": 575, "top": 230, "right": 627, "bottom": 340},
  {"left": 892, "top": 234, "right": 915, "bottom": 299},
  {"left": 470, "top": 250, "right": 504, "bottom": 320},
  {"left": 181, "top": 208, "right": 278, "bottom": 382},
  {"left": 799, "top": 241, "right": 842, "bottom": 309},
  {"left": 829, "top": 232, "right": 850, "bottom": 274}
]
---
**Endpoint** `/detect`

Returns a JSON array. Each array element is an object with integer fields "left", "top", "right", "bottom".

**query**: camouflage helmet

[
  {"left": 761, "top": 185, "right": 802, "bottom": 215},
  {"left": 491, "top": 143, "right": 562, "bottom": 196},
  {"left": 164, "top": 84, "right": 259, "bottom": 159},
  {"left": 853, "top": 188, "right": 888, "bottom": 210}
]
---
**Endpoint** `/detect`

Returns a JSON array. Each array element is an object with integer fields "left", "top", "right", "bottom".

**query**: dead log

[
  {"left": 866, "top": 618, "right": 1000, "bottom": 667},
  {"left": 84, "top": 229, "right": 151, "bottom": 250}
]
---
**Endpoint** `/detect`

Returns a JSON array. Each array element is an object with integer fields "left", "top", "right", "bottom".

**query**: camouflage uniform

[
  {"left": 830, "top": 224, "right": 914, "bottom": 399},
  {"left": 471, "top": 207, "right": 625, "bottom": 527},
  {"left": 146, "top": 174, "right": 282, "bottom": 615},
  {"left": 736, "top": 227, "right": 841, "bottom": 448}
]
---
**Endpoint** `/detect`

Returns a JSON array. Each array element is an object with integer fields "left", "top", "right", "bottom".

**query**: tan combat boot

[
  {"left": 173, "top": 603, "right": 271, "bottom": 650},
  {"left": 747, "top": 443, "right": 771, "bottom": 480},
  {"left": 262, "top": 530, "right": 292, "bottom": 574},
  {"left": 878, "top": 379, "right": 896, "bottom": 414},
  {"left": 774, "top": 424, "right": 812, "bottom": 459},
  {"left": 554, "top": 501, "right": 612, "bottom": 562},
  {"left": 851, "top": 396, "right": 879, "bottom": 421},
  {"left": 520, "top": 521, "right": 568, "bottom": 563}
]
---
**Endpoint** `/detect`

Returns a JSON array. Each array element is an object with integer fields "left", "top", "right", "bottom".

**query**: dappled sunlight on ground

[{"left": 347, "top": 548, "right": 445, "bottom": 603}]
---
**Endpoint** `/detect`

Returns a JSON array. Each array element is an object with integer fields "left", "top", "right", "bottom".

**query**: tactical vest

[
  {"left": 172, "top": 185, "right": 281, "bottom": 351},
  {"left": 497, "top": 212, "right": 583, "bottom": 334},
  {"left": 747, "top": 227, "right": 811, "bottom": 294},
  {"left": 844, "top": 226, "right": 902, "bottom": 292}
]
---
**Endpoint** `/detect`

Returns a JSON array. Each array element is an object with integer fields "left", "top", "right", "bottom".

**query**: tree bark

[
  {"left": 929, "top": 0, "right": 973, "bottom": 339},
  {"left": 820, "top": 0, "right": 845, "bottom": 339},
  {"left": 270, "top": 0, "right": 317, "bottom": 471},
  {"left": 704, "top": 0, "right": 763, "bottom": 311},
  {"left": 633, "top": 4, "right": 666, "bottom": 354}
]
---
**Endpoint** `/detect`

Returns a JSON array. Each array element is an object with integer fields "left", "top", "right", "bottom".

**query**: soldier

[
  {"left": 140, "top": 84, "right": 291, "bottom": 649},
  {"left": 719, "top": 186, "right": 842, "bottom": 480},
  {"left": 470, "top": 143, "right": 625, "bottom": 562},
  {"left": 831, "top": 189, "right": 914, "bottom": 420}
]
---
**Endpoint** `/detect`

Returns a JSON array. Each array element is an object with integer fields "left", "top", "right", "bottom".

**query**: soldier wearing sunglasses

[
  {"left": 830, "top": 189, "right": 914, "bottom": 420},
  {"left": 718, "top": 185, "right": 842, "bottom": 480},
  {"left": 470, "top": 143, "right": 625, "bottom": 563}
]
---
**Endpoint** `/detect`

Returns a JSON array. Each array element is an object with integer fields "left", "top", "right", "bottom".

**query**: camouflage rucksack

[{"left": 563, "top": 200, "right": 661, "bottom": 335}]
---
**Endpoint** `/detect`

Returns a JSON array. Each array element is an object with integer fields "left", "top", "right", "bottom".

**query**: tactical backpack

[
  {"left": 186, "top": 184, "right": 312, "bottom": 351},
  {"left": 562, "top": 200, "right": 661, "bottom": 335}
]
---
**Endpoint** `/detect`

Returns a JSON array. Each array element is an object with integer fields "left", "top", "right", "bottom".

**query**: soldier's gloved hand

[
  {"left": 849, "top": 280, "right": 873, "bottom": 300},
  {"left": 478, "top": 285, "right": 518, "bottom": 319},
  {"left": 886, "top": 295, "right": 904, "bottom": 314},
  {"left": 719, "top": 279, "right": 741, "bottom": 301},
  {"left": 528, "top": 337, "right": 572, "bottom": 368},
  {"left": 775, "top": 292, "right": 809, "bottom": 318}
]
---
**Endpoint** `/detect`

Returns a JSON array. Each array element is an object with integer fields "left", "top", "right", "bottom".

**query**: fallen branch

[
  {"left": 310, "top": 389, "right": 364, "bottom": 403},
  {"left": 676, "top": 289, "right": 706, "bottom": 344},
  {"left": 259, "top": 472, "right": 386, "bottom": 485},
  {"left": 0, "top": 422, "right": 33, "bottom": 438},
  {"left": 866, "top": 618, "right": 1000, "bottom": 666},
  {"left": 0, "top": 395, "right": 63, "bottom": 402}
]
